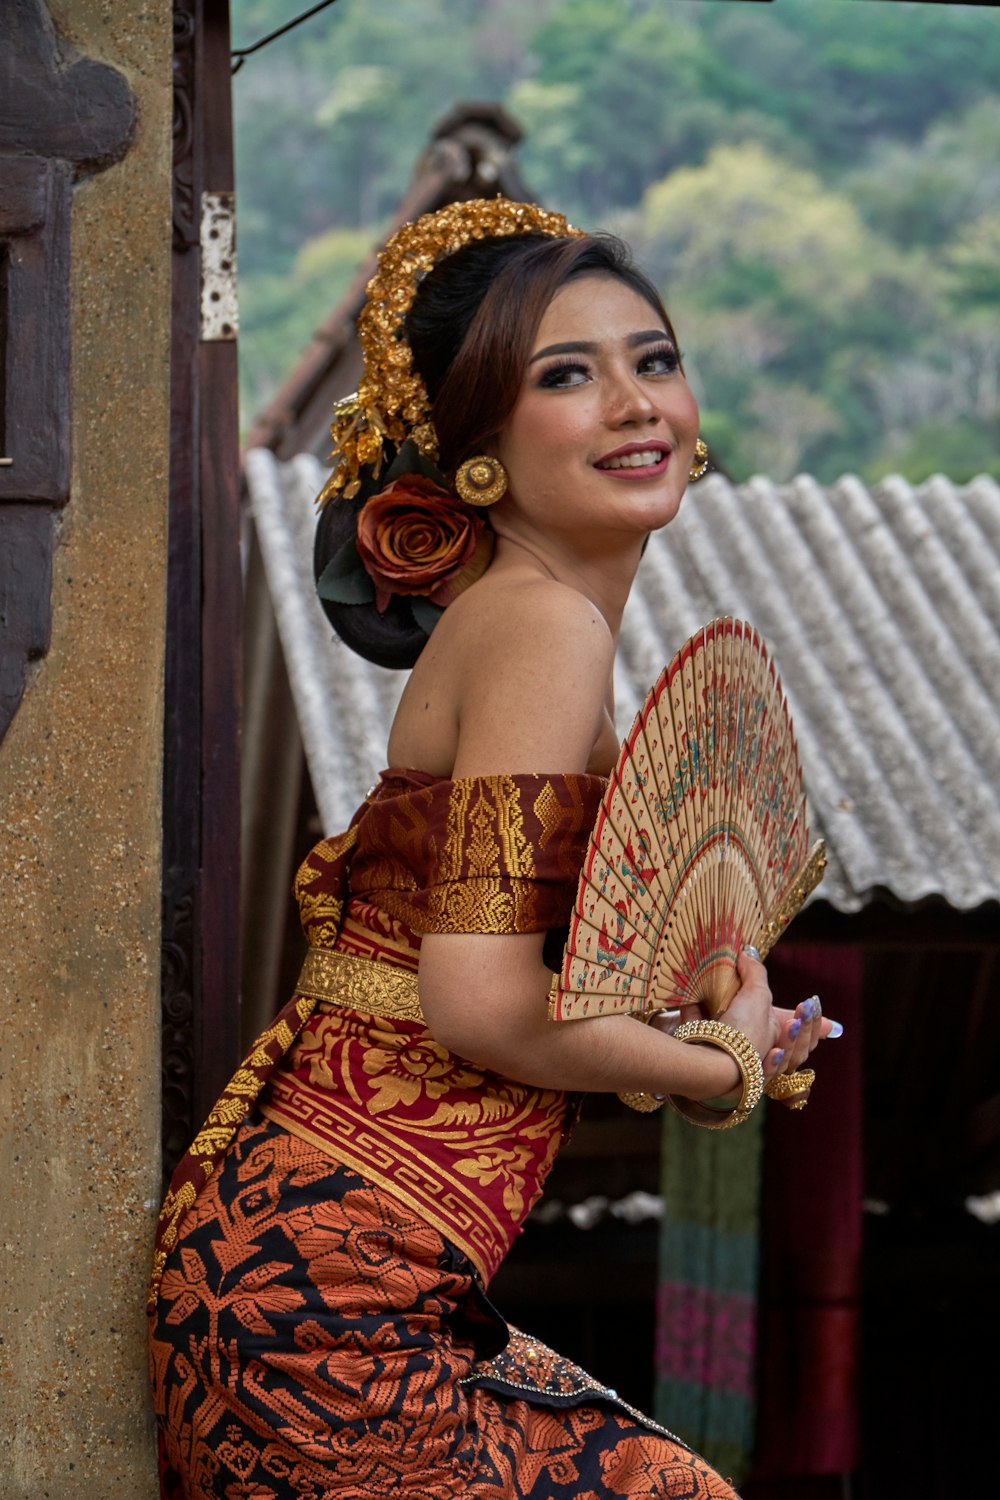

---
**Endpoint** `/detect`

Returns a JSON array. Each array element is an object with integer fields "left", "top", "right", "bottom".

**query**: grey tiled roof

[{"left": 246, "top": 449, "right": 1000, "bottom": 913}]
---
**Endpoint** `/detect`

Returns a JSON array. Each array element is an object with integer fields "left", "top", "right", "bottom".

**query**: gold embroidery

[
  {"left": 467, "top": 785, "right": 503, "bottom": 877},
  {"left": 188, "top": 1125, "right": 243, "bottom": 1158},
  {"left": 148, "top": 1179, "right": 198, "bottom": 1307},
  {"left": 293, "top": 826, "right": 358, "bottom": 941},
  {"left": 439, "top": 777, "right": 536, "bottom": 881},
  {"left": 441, "top": 778, "right": 474, "bottom": 878},
  {"left": 294, "top": 825, "right": 356, "bottom": 886},
  {"left": 491, "top": 776, "right": 536, "bottom": 878},
  {"left": 296, "top": 948, "right": 424, "bottom": 1021},
  {"left": 432, "top": 880, "right": 515, "bottom": 931},
  {"left": 533, "top": 779, "right": 566, "bottom": 849},
  {"left": 296, "top": 889, "right": 344, "bottom": 932}
]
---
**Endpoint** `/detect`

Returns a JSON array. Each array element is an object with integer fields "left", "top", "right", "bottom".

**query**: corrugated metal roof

[{"left": 246, "top": 449, "right": 1000, "bottom": 913}]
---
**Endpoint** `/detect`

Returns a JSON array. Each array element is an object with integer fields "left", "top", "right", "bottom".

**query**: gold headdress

[{"left": 317, "top": 198, "right": 583, "bottom": 507}]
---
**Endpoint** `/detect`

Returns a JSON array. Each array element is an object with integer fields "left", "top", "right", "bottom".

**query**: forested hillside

[{"left": 233, "top": 0, "right": 1000, "bottom": 483}]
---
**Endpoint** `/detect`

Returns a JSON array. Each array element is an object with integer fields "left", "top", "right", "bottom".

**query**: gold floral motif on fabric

[
  {"left": 532, "top": 776, "right": 598, "bottom": 877},
  {"left": 426, "top": 777, "right": 539, "bottom": 931},
  {"left": 264, "top": 1004, "right": 567, "bottom": 1280},
  {"left": 292, "top": 771, "right": 605, "bottom": 942},
  {"left": 450, "top": 776, "right": 537, "bottom": 879},
  {"left": 533, "top": 778, "right": 570, "bottom": 850}
]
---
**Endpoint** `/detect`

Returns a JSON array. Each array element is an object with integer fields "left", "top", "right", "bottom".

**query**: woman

[{"left": 149, "top": 200, "right": 835, "bottom": 1499}]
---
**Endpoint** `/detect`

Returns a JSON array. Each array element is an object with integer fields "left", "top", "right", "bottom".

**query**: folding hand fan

[{"left": 550, "top": 618, "right": 826, "bottom": 1026}]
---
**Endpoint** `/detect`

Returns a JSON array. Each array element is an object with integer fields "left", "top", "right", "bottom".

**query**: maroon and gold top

[
  {"left": 150, "top": 770, "right": 605, "bottom": 1306},
  {"left": 297, "top": 768, "right": 604, "bottom": 941}
]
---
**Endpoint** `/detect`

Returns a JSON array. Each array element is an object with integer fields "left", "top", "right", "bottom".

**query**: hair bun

[{"left": 313, "top": 452, "right": 429, "bottom": 670}]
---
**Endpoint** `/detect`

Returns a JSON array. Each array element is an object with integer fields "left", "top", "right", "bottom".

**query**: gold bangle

[
  {"left": 666, "top": 1020, "right": 765, "bottom": 1130},
  {"left": 618, "top": 1006, "right": 676, "bottom": 1114},
  {"left": 618, "top": 1088, "right": 667, "bottom": 1114}
]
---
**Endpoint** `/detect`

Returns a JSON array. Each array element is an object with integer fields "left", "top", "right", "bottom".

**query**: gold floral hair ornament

[{"left": 317, "top": 198, "right": 583, "bottom": 508}]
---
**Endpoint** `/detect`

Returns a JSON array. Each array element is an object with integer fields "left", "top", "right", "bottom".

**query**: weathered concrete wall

[{"left": 0, "top": 3, "right": 172, "bottom": 1494}]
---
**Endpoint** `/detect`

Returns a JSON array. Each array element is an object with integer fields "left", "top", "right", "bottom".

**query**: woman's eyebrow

[{"left": 530, "top": 329, "right": 670, "bottom": 364}]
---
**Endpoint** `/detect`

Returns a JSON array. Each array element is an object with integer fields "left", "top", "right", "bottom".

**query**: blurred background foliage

[{"left": 233, "top": 0, "right": 1000, "bottom": 484}]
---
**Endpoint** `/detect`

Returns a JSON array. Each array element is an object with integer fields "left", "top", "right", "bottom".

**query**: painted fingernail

[
  {"left": 772, "top": 1049, "right": 785, "bottom": 1065},
  {"left": 800, "top": 995, "right": 820, "bottom": 1021},
  {"left": 788, "top": 1019, "right": 802, "bottom": 1039},
  {"left": 743, "top": 945, "right": 762, "bottom": 962},
  {"left": 828, "top": 1021, "right": 844, "bottom": 1039}
]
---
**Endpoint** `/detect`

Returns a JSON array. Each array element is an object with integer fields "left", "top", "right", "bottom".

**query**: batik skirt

[{"left": 149, "top": 1114, "right": 739, "bottom": 1499}]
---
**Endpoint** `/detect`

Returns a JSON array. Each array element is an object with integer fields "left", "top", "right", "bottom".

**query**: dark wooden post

[{"left": 161, "top": 0, "right": 242, "bottom": 1179}]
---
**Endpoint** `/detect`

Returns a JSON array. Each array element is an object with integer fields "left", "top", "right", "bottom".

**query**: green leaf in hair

[
  {"left": 409, "top": 595, "right": 445, "bottom": 636},
  {"left": 316, "top": 536, "right": 376, "bottom": 605}
]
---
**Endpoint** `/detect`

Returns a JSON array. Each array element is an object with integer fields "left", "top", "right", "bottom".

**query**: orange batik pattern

[
  {"left": 151, "top": 1118, "right": 740, "bottom": 1500},
  {"left": 148, "top": 825, "right": 360, "bottom": 1309}
]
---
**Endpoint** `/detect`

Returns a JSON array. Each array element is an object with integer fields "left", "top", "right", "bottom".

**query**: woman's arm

[
  {"left": 417, "top": 580, "right": 827, "bottom": 1097},
  {"left": 420, "top": 936, "right": 826, "bottom": 1099}
]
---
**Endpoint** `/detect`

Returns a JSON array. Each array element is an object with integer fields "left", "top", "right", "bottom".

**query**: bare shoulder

[
  {"left": 437, "top": 574, "right": 616, "bottom": 774},
  {"left": 451, "top": 571, "right": 613, "bottom": 677}
]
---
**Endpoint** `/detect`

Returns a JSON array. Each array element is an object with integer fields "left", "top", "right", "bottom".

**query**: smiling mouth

[{"left": 595, "top": 447, "right": 670, "bottom": 471}]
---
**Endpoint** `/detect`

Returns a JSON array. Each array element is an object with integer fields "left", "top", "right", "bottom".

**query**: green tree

[
  {"left": 230, "top": 0, "right": 1000, "bottom": 481},
  {"left": 639, "top": 142, "right": 941, "bottom": 480},
  {"left": 847, "top": 98, "right": 1000, "bottom": 250},
  {"left": 239, "top": 226, "right": 371, "bottom": 425}
]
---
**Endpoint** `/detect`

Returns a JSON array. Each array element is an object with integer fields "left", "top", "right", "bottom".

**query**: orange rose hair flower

[{"left": 355, "top": 476, "right": 494, "bottom": 613}]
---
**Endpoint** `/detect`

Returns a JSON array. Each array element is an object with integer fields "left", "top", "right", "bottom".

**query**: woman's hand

[
  {"left": 715, "top": 949, "right": 783, "bottom": 1077},
  {"left": 720, "top": 948, "right": 841, "bottom": 1083}
]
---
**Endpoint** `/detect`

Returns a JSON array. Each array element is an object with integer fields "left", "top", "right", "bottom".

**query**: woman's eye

[
  {"left": 538, "top": 360, "right": 591, "bottom": 389},
  {"left": 639, "top": 345, "right": 680, "bottom": 375}
]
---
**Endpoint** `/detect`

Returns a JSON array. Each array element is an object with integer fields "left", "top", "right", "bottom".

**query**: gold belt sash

[{"left": 295, "top": 947, "right": 425, "bottom": 1023}]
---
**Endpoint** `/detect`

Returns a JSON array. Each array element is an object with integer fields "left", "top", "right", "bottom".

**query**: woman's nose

[{"left": 606, "top": 374, "right": 657, "bottom": 425}]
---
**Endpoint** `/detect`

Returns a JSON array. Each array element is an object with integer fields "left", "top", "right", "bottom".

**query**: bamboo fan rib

[{"left": 552, "top": 619, "right": 825, "bottom": 1022}]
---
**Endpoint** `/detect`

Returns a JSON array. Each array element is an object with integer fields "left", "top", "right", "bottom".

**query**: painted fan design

[{"left": 551, "top": 618, "right": 826, "bottom": 1024}]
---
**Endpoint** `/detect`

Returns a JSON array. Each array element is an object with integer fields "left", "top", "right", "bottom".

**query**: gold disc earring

[
  {"left": 455, "top": 455, "right": 508, "bottom": 507},
  {"left": 689, "top": 438, "right": 709, "bottom": 482}
]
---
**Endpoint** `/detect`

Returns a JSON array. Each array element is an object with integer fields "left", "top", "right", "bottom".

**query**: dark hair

[{"left": 316, "top": 231, "right": 676, "bottom": 669}]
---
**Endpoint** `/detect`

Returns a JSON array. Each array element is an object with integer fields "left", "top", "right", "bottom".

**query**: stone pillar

[{"left": 0, "top": 3, "right": 172, "bottom": 1493}]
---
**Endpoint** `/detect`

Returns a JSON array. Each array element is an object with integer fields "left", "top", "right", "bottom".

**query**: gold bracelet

[
  {"left": 618, "top": 1088, "right": 667, "bottom": 1114},
  {"left": 618, "top": 1007, "right": 677, "bottom": 1114},
  {"left": 666, "top": 1020, "right": 764, "bottom": 1130}
]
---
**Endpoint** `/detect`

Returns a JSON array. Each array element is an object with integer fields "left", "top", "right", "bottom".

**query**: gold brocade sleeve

[{"left": 295, "top": 771, "right": 606, "bottom": 944}]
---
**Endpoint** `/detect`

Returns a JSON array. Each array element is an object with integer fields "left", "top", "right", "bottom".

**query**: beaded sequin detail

[
  {"left": 318, "top": 199, "right": 582, "bottom": 504},
  {"left": 467, "top": 1327, "right": 689, "bottom": 1449}
]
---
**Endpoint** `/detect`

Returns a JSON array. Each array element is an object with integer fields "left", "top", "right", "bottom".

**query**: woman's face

[{"left": 493, "top": 273, "right": 699, "bottom": 544}]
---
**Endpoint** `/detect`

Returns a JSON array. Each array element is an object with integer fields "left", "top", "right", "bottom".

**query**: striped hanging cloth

[{"left": 655, "top": 1106, "right": 764, "bottom": 1486}]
